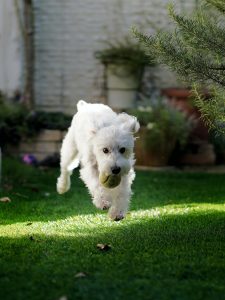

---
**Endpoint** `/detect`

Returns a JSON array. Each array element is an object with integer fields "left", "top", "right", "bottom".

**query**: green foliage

[
  {"left": 0, "top": 96, "right": 71, "bottom": 148},
  {"left": 95, "top": 38, "right": 153, "bottom": 72},
  {"left": 193, "top": 85, "right": 225, "bottom": 133},
  {"left": 133, "top": 5, "right": 225, "bottom": 85},
  {"left": 0, "top": 96, "right": 28, "bottom": 147},
  {"left": 133, "top": 0, "right": 225, "bottom": 132},
  {"left": 205, "top": 0, "right": 225, "bottom": 12},
  {"left": 130, "top": 98, "right": 193, "bottom": 151},
  {"left": 26, "top": 111, "right": 72, "bottom": 132},
  {"left": 209, "top": 129, "right": 225, "bottom": 163}
]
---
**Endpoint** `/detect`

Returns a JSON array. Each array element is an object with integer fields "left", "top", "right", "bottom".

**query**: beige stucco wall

[
  {"left": 33, "top": 0, "right": 197, "bottom": 114},
  {"left": 0, "top": 0, "right": 196, "bottom": 110}
]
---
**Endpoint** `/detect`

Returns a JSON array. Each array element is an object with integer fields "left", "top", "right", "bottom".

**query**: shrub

[
  {"left": 0, "top": 94, "right": 71, "bottom": 148},
  {"left": 129, "top": 98, "right": 193, "bottom": 152},
  {"left": 95, "top": 38, "right": 153, "bottom": 73},
  {"left": 0, "top": 95, "right": 28, "bottom": 147},
  {"left": 25, "top": 111, "right": 71, "bottom": 132}
]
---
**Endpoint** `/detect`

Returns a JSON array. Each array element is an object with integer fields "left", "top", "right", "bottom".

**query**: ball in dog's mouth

[{"left": 99, "top": 172, "right": 121, "bottom": 189}]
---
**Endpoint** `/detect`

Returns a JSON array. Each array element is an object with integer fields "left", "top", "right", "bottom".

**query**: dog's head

[{"left": 92, "top": 113, "right": 140, "bottom": 179}]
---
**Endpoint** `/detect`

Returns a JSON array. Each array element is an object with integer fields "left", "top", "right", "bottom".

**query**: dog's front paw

[
  {"left": 114, "top": 213, "right": 124, "bottom": 221},
  {"left": 108, "top": 207, "right": 125, "bottom": 221},
  {"left": 57, "top": 176, "right": 70, "bottom": 194},
  {"left": 93, "top": 198, "right": 111, "bottom": 210}
]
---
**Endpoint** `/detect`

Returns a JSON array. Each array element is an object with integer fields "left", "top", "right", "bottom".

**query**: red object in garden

[
  {"left": 161, "top": 88, "right": 208, "bottom": 140},
  {"left": 161, "top": 88, "right": 216, "bottom": 165}
]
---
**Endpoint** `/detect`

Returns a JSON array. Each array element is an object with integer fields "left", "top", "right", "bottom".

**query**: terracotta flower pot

[
  {"left": 161, "top": 88, "right": 195, "bottom": 115},
  {"left": 161, "top": 87, "right": 209, "bottom": 141},
  {"left": 161, "top": 88, "right": 192, "bottom": 99},
  {"left": 135, "top": 127, "right": 175, "bottom": 167}
]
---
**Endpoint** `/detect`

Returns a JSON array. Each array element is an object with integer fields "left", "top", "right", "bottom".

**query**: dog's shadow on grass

[{"left": 0, "top": 211, "right": 225, "bottom": 300}]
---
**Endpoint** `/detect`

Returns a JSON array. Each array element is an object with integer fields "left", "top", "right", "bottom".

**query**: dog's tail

[{"left": 77, "top": 100, "right": 87, "bottom": 111}]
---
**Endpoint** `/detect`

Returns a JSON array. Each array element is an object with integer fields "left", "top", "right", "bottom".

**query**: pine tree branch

[
  {"left": 168, "top": 4, "right": 225, "bottom": 58},
  {"left": 205, "top": 0, "right": 225, "bottom": 13},
  {"left": 134, "top": 28, "right": 225, "bottom": 87},
  {"left": 193, "top": 84, "right": 225, "bottom": 133},
  {"left": 209, "top": 65, "right": 225, "bottom": 71},
  {"left": 133, "top": 1, "right": 225, "bottom": 133}
]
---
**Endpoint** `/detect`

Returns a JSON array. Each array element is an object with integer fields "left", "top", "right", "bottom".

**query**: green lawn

[{"left": 0, "top": 158, "right": 225, "bottom": 300}]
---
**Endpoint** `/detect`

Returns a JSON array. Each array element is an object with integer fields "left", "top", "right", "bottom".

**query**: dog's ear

[{"left": 118, "top": 113, "right": 140, "bottom": 134}]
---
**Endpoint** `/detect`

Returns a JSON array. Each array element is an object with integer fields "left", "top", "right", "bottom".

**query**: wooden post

[{"left": 23, "top": 0, "right": 34, "bottom": 109}]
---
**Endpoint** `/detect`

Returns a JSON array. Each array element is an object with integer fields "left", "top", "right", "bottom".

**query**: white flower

[
  {"left": 147, "top": 122, "right": 155, "bottom": 130},
  {"left": 145, "top": 106, "right": 152, "bottom": 112},
  {"left": 138, "top": 106, "right": 152, "bottom": 112},
  {"left": 138, "top": 106, "right": 145, "bottom": 111}
]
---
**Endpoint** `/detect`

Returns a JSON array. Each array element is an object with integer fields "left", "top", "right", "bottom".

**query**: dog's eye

[
  {"left": 119, "top": 147, "right": 126, "bottom": 154},
  {"left": 103, "top": 148, "right": 109, "bottom": 154}
]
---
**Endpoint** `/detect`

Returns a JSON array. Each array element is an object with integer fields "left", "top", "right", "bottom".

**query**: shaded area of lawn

[{"left": 0, "top": 158, "right": 225, "bottom": 300}]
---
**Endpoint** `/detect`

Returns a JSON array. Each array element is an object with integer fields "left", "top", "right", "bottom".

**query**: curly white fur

[{"left": 57, "top": 100, "right": 140, "bottom": 220}]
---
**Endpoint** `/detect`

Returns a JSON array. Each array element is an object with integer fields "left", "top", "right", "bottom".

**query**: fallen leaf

[
  {"left": 58, "top": 296, "right": 67, "bottom": 300},
  {"left": 97, "top": 243, "right": 111, "bottom": 251},
  {"left": 75, "top": 272, "right": 87, "bottom": 278},
  {"left": 0, "top": 197, "right": 11, "bottom": 203}
]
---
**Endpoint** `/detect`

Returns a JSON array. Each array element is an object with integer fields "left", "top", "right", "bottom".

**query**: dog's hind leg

[{"left": 57, "top": 126, "right": 78, "bottom": 194}]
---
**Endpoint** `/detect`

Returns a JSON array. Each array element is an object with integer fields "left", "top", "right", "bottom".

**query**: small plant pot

[
  {"left": 161, "top": 88, "right": 192, "bottom": 99},
  {"left": 161, "top": 88, "right": 196, "bottom": 117},
  {"left": 106, "top": 64, "right": 141, "bottom": 109},
  {"left": 178, "top": 141, "right": 216, "bottom": 165}
]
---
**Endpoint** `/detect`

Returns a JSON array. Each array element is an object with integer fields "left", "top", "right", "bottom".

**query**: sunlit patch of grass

[
  {"left": 1, "top": 157, "right": 225, "bottom": 300},
  {"left": 2, "top": 203, "right": 225, "bottom": 239}
]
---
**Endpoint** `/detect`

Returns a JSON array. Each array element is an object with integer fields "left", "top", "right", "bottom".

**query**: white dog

[{"left": 57, "top": 100, "right": 140, "bottom": 220}]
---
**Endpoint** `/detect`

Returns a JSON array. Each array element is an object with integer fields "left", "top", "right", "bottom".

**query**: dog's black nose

[{"left": 111, "top": 166, "right": 121, "bottom": 175}]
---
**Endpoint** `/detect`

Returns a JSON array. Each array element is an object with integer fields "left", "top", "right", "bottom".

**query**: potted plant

[
  {"left": 129, "top": 98, "right": 193, "bottom": 166},
  {"left": 95, "top": 39, "right": 153, "bottom": 109}
]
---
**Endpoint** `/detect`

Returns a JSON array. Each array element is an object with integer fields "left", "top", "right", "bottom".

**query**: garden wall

[
  {"left": 33, "top": 0, "right": 197, "bottom": 114},
  {"left": 7, "top": 130, "right": 65, "bottom": 162}
]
